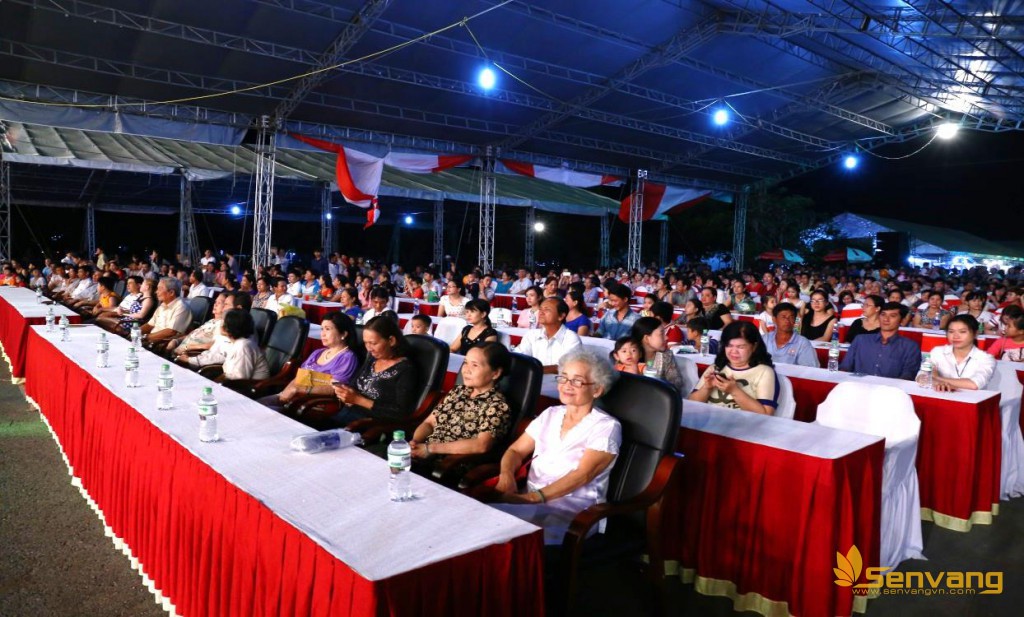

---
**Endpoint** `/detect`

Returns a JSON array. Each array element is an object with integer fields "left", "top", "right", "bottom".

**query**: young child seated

[
  {"left": 685, "top": 317, "right": 719, "bottom": 355},
  {"left": 610, "top": 336, "right": 644, "bottom": 375},
  {"left": 408, "top": 314, "right": 433, "bottom": 336}
]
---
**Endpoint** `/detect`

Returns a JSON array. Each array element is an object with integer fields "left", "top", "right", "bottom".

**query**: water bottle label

[
  {"left": 388, "top": 453, "right": 411, "bottom": 470},
  {"left": 198, "top": 403, "right": 217, "bottom": 416},
  {"left": 158, "top": 377, "right": 173, "bottom": 389}
]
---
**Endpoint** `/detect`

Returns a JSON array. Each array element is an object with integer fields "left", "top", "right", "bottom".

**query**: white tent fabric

[{"left": 988, "top": 363, "right": 1024, "bottom": 498}]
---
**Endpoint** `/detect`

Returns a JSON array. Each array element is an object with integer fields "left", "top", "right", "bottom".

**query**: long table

[
  {"left": 23, "top": 325, "right": 544, "bottom": 617},
  {"left": 686, "top": 353, "right": 1002, "bottom": 532},
  {"left": 0, "top": 287, "right": 80, "bottom": 382},
  {"left": 666, "top": 401, "right": 883, "bottom": 617}
]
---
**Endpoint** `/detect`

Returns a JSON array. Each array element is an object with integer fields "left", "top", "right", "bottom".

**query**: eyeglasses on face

[{"left": 556, "top": 375, "right": 594, "bottom": 388}]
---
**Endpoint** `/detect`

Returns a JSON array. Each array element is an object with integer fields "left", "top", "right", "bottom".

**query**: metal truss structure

[
  {"left": 478, "top": 148, "right": 496, "bottom": 272},
  {"left": 320, "top": 182, "right": 333, "bottom": 255},
  {"left": 433, "top": 200, "right": 444, "bottom": 266},
  {"left": 177, "top": 174, "right": 200, "bottom": 267},
  {"left": 627, "top": 170, "right": 647, "bottom": 272},
  {"left": 252, "top": 116, "right": 277, "bottom": 270},
  {"left": 524, "top": 206, "right": 536, "bottom": 270}
]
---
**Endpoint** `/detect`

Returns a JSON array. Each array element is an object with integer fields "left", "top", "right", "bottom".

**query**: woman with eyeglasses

[
  {"left": 689, "top": 320, "right": 778, "bottom": 415},
  {"left": 846, "top": 294, "right": 884, "bottom": 343},
  {"left": 800, "top": 290, "right": 837, "bottom": 342},
  {"left": 490, "top": 348, "right": 622, "bottom": 544},
  {"left": 437, "top": 279, "right": 468, "bottom": 318}
]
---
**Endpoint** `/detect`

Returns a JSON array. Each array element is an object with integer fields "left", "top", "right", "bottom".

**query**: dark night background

[{"left": 6, "top": 127, "right": 1023, "bottom": 269}]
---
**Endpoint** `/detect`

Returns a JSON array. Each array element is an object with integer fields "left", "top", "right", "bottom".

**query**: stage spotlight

[
  {"left": 712, "top": 108, "right": 730, "bottom": 126},
  {"left": 842, "top": 154, "right": 859, "bottom": 170},
  {"left": 533, "top": 222, "right": 545, "bottom": 232},
  {"left": 936, "top": 122, "right": 959, "bottom": 140},
  {"left": 404, "top": 215, "right": 414, "bottom": 225},
  {"left": 325, "top": 213, "right": 332, "bottom": 220},
  {"left": 478, "top": 67, "right": 497, "bottom": 90},
  {"left": 230, "top": 205, "right": 242, "bottom": 216}
]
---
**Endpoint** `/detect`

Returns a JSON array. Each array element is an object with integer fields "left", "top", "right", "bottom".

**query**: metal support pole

[
  {"left": 659, "top": 219, "right": 669, "bottom": 268},
  {"left": 599, "top": 215, "right": 610, "bottom": 269},
  {"left": 84, "top": 203, "right": 96, "bottom": 258},
  {"left": 478, "top": 146, "right": 496, "bottom": 272},
  {"left": 627, "top": 169, "right": 647, "bottom": 271},
  {"left": 524, "top": 206, "right": 536, "bottom": 270},
  {"left": 433, "top": 199, "right": 444, "bottom": 266},
  {"left": 320, "top": 182, "right": 333, "bottom": 255},
  {"left": 252, "top": 115, "right": 277, "bottom": 270},
  {"left": 0, "top": 149, "right": 10, "bottom": 261},
  {"left": 177, "top": 173, "right": 200, "bottom": 267},
  {"left": 733, "top": 189, "right": 749, "bottom": 270}
]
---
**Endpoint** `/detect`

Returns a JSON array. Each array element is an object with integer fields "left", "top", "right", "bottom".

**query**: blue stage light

[
  {"left": 325, "top": 213, "right": 332, "bottom": 220},
  {"left": 478, "top": 67, "right": 497, "bottom": 90},
  {"left": 230, "top": 205, "right": 242, "bottom": 215},
  {"left": 843, "top": 155, "right": 859, "bottom": 170},
  {"left": 712, "top": 108, "right": 729, "bottom": 126},
  {"left": 404, "top": 215, "right": 414, "bottom": 225}
]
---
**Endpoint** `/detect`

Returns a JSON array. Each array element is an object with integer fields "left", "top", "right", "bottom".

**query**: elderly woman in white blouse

[
  {"left": 491, "top": 347, "right": 622, "bottom": 544},
  {"left": 922, "top": 314, "right": 995, "bottom": 393},
  {"left": 219, "top": 309, "right": 270, "bottom": 381}
]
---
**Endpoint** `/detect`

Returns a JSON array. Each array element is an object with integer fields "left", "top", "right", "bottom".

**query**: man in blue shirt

[
  {"left": 598, "top": 283, "right": 638, "bottom": 340},
  {"left": 840, "top": 302, "right": 921, "bottom": 380},
  {"left": 763, "top": 302, "right": 819, "bottom": 368}
]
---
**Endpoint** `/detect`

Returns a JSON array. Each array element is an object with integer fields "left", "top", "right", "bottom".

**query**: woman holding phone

[{"left": 688, "top": 320, "right": 778, "bottom": 415}]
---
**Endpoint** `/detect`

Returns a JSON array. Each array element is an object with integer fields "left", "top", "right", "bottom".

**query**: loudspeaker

[{"left": 875, "top": 231, "right": 910, "bottom": 265}]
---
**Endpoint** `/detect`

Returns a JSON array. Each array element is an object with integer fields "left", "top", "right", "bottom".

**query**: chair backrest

[
  {"left": 988, "top": 362, "right": 1024, "bottom": 410},
  {"left": 113, "top": 279, "right": 127, "bottom": 298},
  {"left": 250, "top": 308, "right": 277, "bottom": 347},
  {"left": 187, "top": 296, "right": 212, "bottom": 330},
  {"left": 943, "top": 294, "right": 962, "bottom": 310},
  {"left": 672, "top": 354, "right": 699, "bottom": 394},
  {"left": 597, "top": 372, "right": 682, "bottom": 504},
  {"left": 774, "top": 373, "right": 796, "bottom": 419},
  {"left": 402, "top": 315, "right": 433, "bottom": 335},
  {"left": 405, "top": 334, "right": 451, "bottom": 411},
  {"left": 433, "top": 316, "right": 467, "bottom": 344},
  {"left": 816, "top": 382, "right": 919, "bottom": 445},
  {"left": 263, "top": 315, "right": 309, "bottom": 375}
]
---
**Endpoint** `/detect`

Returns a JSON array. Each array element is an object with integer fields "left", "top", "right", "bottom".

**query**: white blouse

[
  {"left": 927, "top": 344, "right": 995, "bottom": 389},
  {"left": 222, "top": 337, "right": 271, "bottom": 381},
  {"left": 492, "top": 405, "right": 621, "bottom": 545},
  {"left": 439, "top": 294, "right": 467, "bottom": 318}
]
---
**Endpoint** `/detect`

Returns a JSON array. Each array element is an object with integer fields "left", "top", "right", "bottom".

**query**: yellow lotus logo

[{"left": 834, "top": 545, "right": 863, "bottom": 587}]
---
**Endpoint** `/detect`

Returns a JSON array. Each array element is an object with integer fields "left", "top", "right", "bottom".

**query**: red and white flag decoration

[
  {"left": 618, "top": 183, "right": 710, "bottom": 223},
  {"left": 500, "top": 159, "right": 621, "bottom": 188},
  {"left": 290, "top": 133, "right": 471, "bottom": 228}
]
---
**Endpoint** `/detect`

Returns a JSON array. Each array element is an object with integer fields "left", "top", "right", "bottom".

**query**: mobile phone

[{"left": 331, "top": 381, "right": 346, "bottom": 387}]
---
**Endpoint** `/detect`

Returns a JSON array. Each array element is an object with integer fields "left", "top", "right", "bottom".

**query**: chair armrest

[
  {"left": 248, "top": 363, "right": 298, "bottom": 398},
  {"left": 221, "top": 378, "right": 258, "bottom": 395},
  {"left": 563, "top": 453, "right": 681, "bottom": 545},
  {"left": 281, "top": 395, "right": 341, "bottom": 429},
  {"left": 197, "top": 364, "right": 224, "bottom": 380},
  {"left": 457, "top": 463, "right": 501, "bottom": 491},
  {"left": 356, "top": 389, "right": 446, "bottom": 442},
  {"left": 430, "top": 452, "right": 497, "bottom": 485}
]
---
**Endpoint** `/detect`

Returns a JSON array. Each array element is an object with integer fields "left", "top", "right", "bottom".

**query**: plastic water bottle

[
  {"left": 916, "top": 354, "right": 933, "bottom": 389},
  {"left": 412, "top": 299, "right": 420, "bottom": 316},
  {"left": 528, "top": 309, "right": 537, "bottom": 329},
  {"left": 59, "top": 315, "right": 71, "bottom": 342},
  {"left": 45, "top": 306, "right": 56, "bottom": 332},
  {"left": 933, "top": 314, "right": 941, "bottom": 330},
  {"left": 387, "top": 430, "right": 412, "bottom": 502},
  {"left": 512, "top": 296, "right": 519, "bottom": 311},
  {"left": 643, "top": 360, "right": 658, "bottom": 379},
  {"left": 827, "top": 327, "right": 841, "bottom": 372},
  {"left": 288, "top": 428, "right": 364, "bottom": 453},
  {"left": 124, "top": 347, "right": 141, "bottom": 388},
  {"left": 699, "top": 329, "right": 710, "bottom": 356},
  {"left": 36, "top": 286, "right": 43, "bottom": 303},
  {"left": 198, "top": 387, "right": 219, "bottom": 442},
  {"left": 156, "top": 363, "right": 174, "bottom": 409},
  {"left": 130, "top": 323, "right": 142, "bottom": 349},
  {"left": 96, "top": 333, "right": 109, "bottom": 368},
  {"left": 794, "top": 314, "right": 802, "bottom": 335}
]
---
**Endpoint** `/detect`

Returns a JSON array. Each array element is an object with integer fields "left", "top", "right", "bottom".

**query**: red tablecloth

[
  {"left": 0, "top": 295, "right": 80, "bottom": 379},
  {"left": 696, "top": 360, "right": 1002, "bottom": 531},
  {"left": 300, "top": 302, "right": 341, "bottom": 325},
  {"left": 396, "top": 299, "right": 440, "bottom": 316},
  {"left": 665, "top": 425, "right": 883, "bottom": 617},
  {"left": 24, "top": 330, "right": 544, "bottom": 617}
]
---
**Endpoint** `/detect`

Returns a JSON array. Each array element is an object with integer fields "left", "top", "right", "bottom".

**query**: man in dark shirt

[{"left": 839, "top": 302, "right": 921, "bottom": 380}]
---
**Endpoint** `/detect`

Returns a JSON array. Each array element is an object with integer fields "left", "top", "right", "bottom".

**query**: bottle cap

[
  {"left": 393, "top": 430, "right": 405, "bottom": 441},
  {"left": 203, "top": 387, "right": 213, "bottom": 395},
  {"left": 162, "top": 364, "right": 170, "bottom": 370}
]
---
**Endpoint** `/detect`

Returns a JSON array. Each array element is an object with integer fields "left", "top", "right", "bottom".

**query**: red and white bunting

[
  {"left": 618, "top": 183, "right": 711, "bottom": 223},
  {"left": 500, "top": 159, "right": 621, "bottom": 188}
]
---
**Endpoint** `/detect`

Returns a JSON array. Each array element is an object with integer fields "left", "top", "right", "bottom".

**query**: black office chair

[
  {"left": 113, "top": 279, "right": 127, "bottom": 298},
  {"left": 201, "top": 315, "right": 308, "bottom": 397},
  {"left": 250, "top": 308, "right": 277, "bottom": 347},
  {"left": 186, "top": 296, "right": 212, "bottom": 330},
  {"left": 288, "top": 334, "right": 450, "bottom": 433},
  {"left": 556, "top": 372, "right": 683, "bottom": 616},
  {"left": 430, "top": 353, "right": 543, "bottom": 486}
]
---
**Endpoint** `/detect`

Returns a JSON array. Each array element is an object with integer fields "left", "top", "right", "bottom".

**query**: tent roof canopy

[
  {"left": 833, "top": 212, "right": 1024, "bottom": 259},
  {"left": 2, "top": 0, "right": 1023, "bottom": 198}
]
